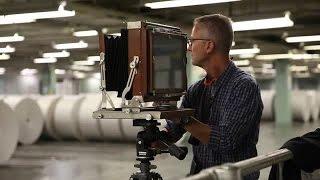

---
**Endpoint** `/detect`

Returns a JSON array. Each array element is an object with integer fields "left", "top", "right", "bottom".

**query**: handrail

[{"left": 181, "top": 149, "right": 293, "bottom": 180}]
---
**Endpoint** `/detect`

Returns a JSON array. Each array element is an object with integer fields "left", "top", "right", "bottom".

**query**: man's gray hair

[{"left": 194, "top": 14, "right": 234, "bottom": 55}]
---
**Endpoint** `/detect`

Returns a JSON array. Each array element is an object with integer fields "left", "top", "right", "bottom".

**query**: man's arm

[{"left": 180, "top": 79, "right": 263, "bottom": 150}]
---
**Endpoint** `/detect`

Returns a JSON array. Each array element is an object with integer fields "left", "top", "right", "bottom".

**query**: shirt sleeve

[
  {"left": 209, "top": 78, "right": 263, "bottom": 151},
  {"left": 165, "top": 86, "right": 193, "bottom": 141}
]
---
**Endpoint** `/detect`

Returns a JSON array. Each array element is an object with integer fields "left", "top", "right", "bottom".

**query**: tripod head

[{"left": 130, "top": 119, "right": 188, "bottom": 180}]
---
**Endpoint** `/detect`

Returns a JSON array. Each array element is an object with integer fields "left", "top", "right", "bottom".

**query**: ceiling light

[
  {"left": 109, "top": 33, "right": 121, "bottom": 36},
  {"left": 73, "top": 61, "right": 95, "bottom": 66},
  {"left": 20, "top": 68, "right": 38, "bottom": 76},
  {"left": 256, "top": 53, "right": 320, "bottom": 60},
  {"left": 304, "top": 45, "right": 320, "bottom": 51},
  {"left": 34, "top": 57, "right": 57, "bottom": 64},
  {"left": 42, "top": 50, "right": 70, "bottom": 58},
  {"left": 233, "top": 59, "right": 250, "bottom": 66},
  {"left": 0, "top": 15, "right": 35, "bottom": 25},
  {"left": 0, "top": 45, "right": 15, "bottom": 53},
  {"left": 238, "top": 53, "right": 255, "bottom": 58},
  {"left": 53, "top": 40, "right": 88, "bottom": 50},
  {"left": 290, "top": 65, "right": 308, "bottom": 72},
  {"left": 70, "top": 65, "right": 94, "bottom": 71},
  {"left": 230, "top": 47, "right": 260, "bottom": 55},
  {"left": 55, "top": 69, "right": 66, "bottom": 75},
  {"left": 262, "top": 63, "right": 273, "bottom": 69},
  {"left": 286, "top": 35, "right": 320, "bottom": 43},
  {"left": 5, "top": 1, "right": 75, "bottom": 21},
  {"left": 232, "top": 12, "right": 293, "bottom": 31},
  {"left": 87, "top": 56, "right": 100, "bottom": 61},
  {"left": 0, "top": 33, "right": 25, "bottom": 43},
  {"left": 0, "top": 53, "right": 10, "bottom": 60},
  {"left": 0, "top": 67, "right": 6, "bottom": 75},
  {"left": 145, "top": 0, "right": 240, "bottom": 9},
  {"left": 73, "top": 30, "right": 98, "bottom": 37}
]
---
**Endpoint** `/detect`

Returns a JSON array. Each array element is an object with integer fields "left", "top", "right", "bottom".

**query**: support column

[
  {"left": 40, "top": 64, "right": 56, "bottom": 94},
  {"left": 274, "top": 59, "right": 292, "bottom": 126}
]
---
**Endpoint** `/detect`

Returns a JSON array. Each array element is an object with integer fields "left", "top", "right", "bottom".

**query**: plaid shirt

[{"left": 166, "top": 61, "right": 263, "bottom": 179}]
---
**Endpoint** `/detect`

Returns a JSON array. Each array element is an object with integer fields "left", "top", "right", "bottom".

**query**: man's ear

[{"left": 206, "top": 41, "right": 215, "bottom": 54}]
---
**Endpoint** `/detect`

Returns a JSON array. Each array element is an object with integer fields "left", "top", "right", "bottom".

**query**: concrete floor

[{"left": 0, "top": 121, "right": 319, "bottom": 180}]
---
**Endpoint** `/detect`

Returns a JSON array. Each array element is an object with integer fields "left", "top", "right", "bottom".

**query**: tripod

[{"left": 129, "top": 119, "right": 188, "bottom": 180}]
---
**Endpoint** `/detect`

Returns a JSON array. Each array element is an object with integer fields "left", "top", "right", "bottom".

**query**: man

[{"left": 165, "top": 14, "right": 263, "bottom": 180}]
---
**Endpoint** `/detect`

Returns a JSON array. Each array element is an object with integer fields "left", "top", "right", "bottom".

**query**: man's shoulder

[{"left": 230, "top": 67, "right": 258, "bottom": 89}]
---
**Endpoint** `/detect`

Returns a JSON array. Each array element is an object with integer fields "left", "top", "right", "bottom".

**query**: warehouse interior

[{"left": 0, "top": 0, "right": 320, "bottom": 179}]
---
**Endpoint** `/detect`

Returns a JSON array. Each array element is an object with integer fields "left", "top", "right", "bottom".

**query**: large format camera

[{"left": 93, "top": 21, "right": 194, "bottom": 180}]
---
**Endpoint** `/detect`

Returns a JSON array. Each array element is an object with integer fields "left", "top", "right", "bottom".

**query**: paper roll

[
  {"left": 291, "top": 91, "right": 311, "bottom": 122},
  {"left": 305, "top": 90, "right": 319, "bottom": 121},
  {"left": 120, "top": 119, "right": 143, "bottom": 141},
  {"left": 4, "top": 96, "right": 44, "bottom": 145},
  {"left": 0, "top": 100, "right": 19, "bottom": 164},
  {"left": 54, "top": 95, "right": 85, "bottom": 140},
  {"left": 261, "top": 90, "right": 275, "bottom": 121},
  {"left": 78, "top": 94, "right": 104, "bottom": 140},
  {"left": 37, "top": 95, "right": 62, "bottom": 140}
]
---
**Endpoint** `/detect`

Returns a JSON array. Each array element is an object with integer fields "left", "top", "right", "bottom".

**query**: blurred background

[{"left": 0, "top": 0, "right": 320, "bottom": 179}]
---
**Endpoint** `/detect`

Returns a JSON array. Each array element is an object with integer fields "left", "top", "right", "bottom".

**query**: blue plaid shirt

[{"left": 167, "top": 61, "right": 263, "bottom": 179}]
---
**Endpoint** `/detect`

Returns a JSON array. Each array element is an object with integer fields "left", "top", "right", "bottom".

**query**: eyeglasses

[{"left": 187, "top": 37, "right": 212, "bottom": 47}]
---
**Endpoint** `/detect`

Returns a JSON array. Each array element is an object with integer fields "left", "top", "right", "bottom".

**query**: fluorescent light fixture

[
  {"left": 230, "top": 47, "right": 260, "bottom": 55},
  {"left": 73, "top": 30, "right": 98, "bottom": 37},
  {"left": 70, "top": 65, "right": 94, "bottom": 71},
  {"left": 256, "top": 53, "right": 320, "bottom": 60},
  {"left": 232, "top": 12, "right": 293, "bottom": 31},
  {"left": 0, "top": 53, "right": 10, "bottom": 60},
  {"left": 286, "top": 35, "right": 320, "bottom": 43},
  {"left": 262, "top": 63, "right": 273, "bottom": 69},
  {"left": 109, "top": 33, "right": 121, "bottom": 36},
  {"left": 0, "top": 15, "right": 35, "bottom": 25},
  {"left": 73, "top": 71, "right": 86, "bottom": 79},
  {"left": 42, "top": 50, "right": 70, "bottom": 58},
  {"left": 290, "top": 65, "right": 308, "bottom": 72},
  {"left": 0, "top": 33, "right": 25, "bottom": 43},
  {"left": 239, "top": 53, "right": 255, "bottom": 59},
  {"left": 234, "top": 59, "right": 250, "bottom": 66},
  {"left": 20, "top": 68, "right": 38, "bottom": 76},
  {"left": 53, "top": 40, "right": 88, "bottom": 50},
  {"left": 5, "top": 1, "right": 75, "bottom": 21},
  {"left": 239, "top": 66, "right": 253, "bottom": 73},
  {"left": 0, "top": 67, "right": 6, "bottom": 75},
  {"left": 232, "top": 41, "right": 235, "bottom": 46},
  {"left": 34, "top": 57, "right": 57, "bottom": 64},
  {"left": 304, "top": 45, "right": 320, "bottom": 51},
  {"left": 73, "top": 60, "right": 95, "bottom": 66},
  {"left": 55, "top": 69, "right": 66, "bottom": 75},
  {"left": 145, "top": 0, "right": 240, "bottom": 9},
  {"left": 87, "top": 56, "right": 100, "bottom": 61},
  {"left": 0, "top": 45, "right": 15, "bottom": 53}
]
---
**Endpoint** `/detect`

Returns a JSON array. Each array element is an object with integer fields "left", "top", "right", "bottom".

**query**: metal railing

[{"left": 182, "top": 149, "right": 293, "bottom": 180}]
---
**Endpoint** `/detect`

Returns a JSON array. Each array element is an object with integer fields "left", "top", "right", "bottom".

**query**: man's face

[{"left": 187, "top": 24, "right": 212, "bottom": 68}]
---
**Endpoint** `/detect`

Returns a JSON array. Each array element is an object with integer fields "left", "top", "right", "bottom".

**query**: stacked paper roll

[
  {"left": 261, "top": 90, "right": 275, "bottom": 121},
  {"left": 306, "top": 90, "right": 319, "bottom": 121},
  {"left": 3, "top": 96, "right": 44, "bottom": 145},
  {"left": 54, "top": 95, "right": 85, "bottom": 140},
  {"left": 78, "top": 94, "right": 103, "bottom": 140},
  {"left": 37, "top": 95, "right": 61, "bottom": 140},
  {"left": 98, "top": 96, "right": 123, "bottom": 141},
  {"left": 0, "top": 100, "right": 19, "bottom": 164},
  {"left": 291, "top": 91, "right": 311, "bottom": 122}
]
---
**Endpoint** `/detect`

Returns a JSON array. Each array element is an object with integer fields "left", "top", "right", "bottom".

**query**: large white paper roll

[
  {"left": 306, "top": 90, "right": 319, "bottom": 121},
  {"left": 37, "top": 95, "right": 61, "bottom": 140},
  {"left": 0, "top": 100, "right": 19, "bottom": 164},
  {"left": 291, "top": 91, "right": 312, "bottom": 122},
  {"left": 54, "top": 95, "right": 85, "bottom": 140},
  {"left": 78, "top": 94, "right": 104, "bottom": 140},
  {"left": 121, "top": 119, "right": 143, "bottom": 141},
  {"left": 4, "top": 96, "right": 44, "bottom": 145},
  {"left": 261, "top": 90, "right": 275, "bottom": 121},
  {"left": 98, "top": 96, "right": 124, "bottom": 141}
]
